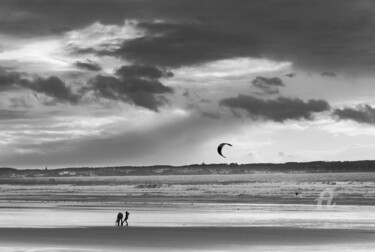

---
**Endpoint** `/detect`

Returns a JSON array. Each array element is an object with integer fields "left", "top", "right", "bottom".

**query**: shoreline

[{"left": 1, "top": 172, "right": 375, "bottom": 206}]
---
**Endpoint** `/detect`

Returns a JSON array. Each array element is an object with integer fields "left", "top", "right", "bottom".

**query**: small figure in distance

[
  {"left": 116, "top": 212, "right": 123, "bottom": 226},
  {"left": 122, "top": 211, "right": 129, "bottom": 226}
]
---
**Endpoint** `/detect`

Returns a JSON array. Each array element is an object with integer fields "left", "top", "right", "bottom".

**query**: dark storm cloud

[
  {"left": 0, "top": 68, "right": 80, "bottom": 104},
  {"left": 219, "top": 95, "right": 330, "bottom": 122},
  {"left": 106, "top": 22, "right": 259, "bottom": 67},
  {"left": 0, "top": 0, "right": 142, "bottom": 36},
  {"left": 251, "top": 76, "right": 284, "bottom": 95},
  {"left": 333, "top": 105, "right": 375, "bottom": 124},
  {"left": 88, "top": 75, "right": 120, "bottom": 100},
  {"left": 0, "top": 71, "right": 21, "bottom": 89},
  {"left": 115, "top": 65, "right": 173, "bottom": 79},
  {"left": 126, "top": 92, "right": 165, "bottom": 111},
  {"left": 74, "top": 60, "right": 102, "bottom": 72},
  {"left": 20, "top": 76, "right": 79, "bottom": 104},
  {"left": 53, "top": 0, "right": 375, "bottom": 72},
  {"left": 88, "top": 65, "right": 173, "bottom": 111},
  {"left": 1, "top": 1, "right": 374, "bottom": 71},
  {"left": 115, "top": 65, "right": 173, "bottom": 94},
  {"left": 88, "top": 76, "right": 172, "bottom": 110}
]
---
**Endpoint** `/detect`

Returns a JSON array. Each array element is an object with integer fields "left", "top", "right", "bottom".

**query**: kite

[{"left": 217, "top": 143, "right": 232, "bottom": 158}]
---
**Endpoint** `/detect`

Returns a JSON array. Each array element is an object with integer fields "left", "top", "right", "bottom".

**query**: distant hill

[{"left": 1, "top": 160, "right": 375, "bottom": 177}]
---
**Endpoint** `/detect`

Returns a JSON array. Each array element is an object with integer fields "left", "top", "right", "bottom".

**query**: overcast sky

[{"left": 1, "top": 0, "right": 375, "bottom": 169}]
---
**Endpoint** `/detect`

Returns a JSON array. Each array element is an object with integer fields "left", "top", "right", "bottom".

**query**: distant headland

[{"left": 1, "top": 160, "right": 375, "bottom": 177}]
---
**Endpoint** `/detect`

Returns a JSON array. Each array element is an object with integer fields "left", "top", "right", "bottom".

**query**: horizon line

[{"left": 2, "top": 159, "right": 375, "bottom": 171}]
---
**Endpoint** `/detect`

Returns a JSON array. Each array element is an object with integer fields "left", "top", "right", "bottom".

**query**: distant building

[{"left": 58, "top": 171, "right": 76, "bottom": 176}]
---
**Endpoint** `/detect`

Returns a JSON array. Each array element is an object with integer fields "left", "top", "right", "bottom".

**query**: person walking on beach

[
  {"left": 122, "top": 211, "right": 129, "bottom": 226},
  {"left": 116, "top": 212, "right": 123, "bottom": 226}
]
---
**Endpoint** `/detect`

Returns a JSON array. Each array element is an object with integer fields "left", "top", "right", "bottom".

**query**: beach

[
  {"left": 1, "top": 173, "right": 375, "bottom": 251},
  {"left": 1, "top": 226, "right": 375, "bottom": 252}
]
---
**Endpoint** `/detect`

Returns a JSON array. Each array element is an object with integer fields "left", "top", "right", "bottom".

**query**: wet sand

[
  {"left": 2, "top": 203, "right": 375, "bottom": 229},
  {"left": 1, "top": 226, "right": 375, "bottom": 251}
]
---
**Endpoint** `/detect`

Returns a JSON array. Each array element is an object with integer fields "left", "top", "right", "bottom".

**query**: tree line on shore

[{"left": 1, "top": 160, "right": 375, "bottom": 177}]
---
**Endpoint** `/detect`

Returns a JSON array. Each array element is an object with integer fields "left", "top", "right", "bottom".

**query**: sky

[{"left": 1, "top": 0, "right": 375, "bottom": 169}]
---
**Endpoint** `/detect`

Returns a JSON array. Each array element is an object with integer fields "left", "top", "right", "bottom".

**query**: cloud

[
  {"left": 65, "top": 20, "right": 143, "bottom": 53},
  {"left": 50, "top": 0, "right": 374, "bottom": 72},
  {"left": 87, "top": 65, "right": 173, "bottom": 111},
  {"left": 251, "top": 76, "right": 284, "bottom": 95},
  {"left": 0, "top": 69, "right": 81, "bottom": 104},
  {"left": 105, "top": 21, "right": 259, "bottom": 67},
  {"left": 173, "top": 57, "right": 291, "bottom": 80},
  {"left": 115, "top": 65, "right": 172, "bottom": 79},
  {"left": 0, "top": 71, "right": 21, "bottom": 89},
  {"left": 20, "top": 76, "right": 79, "bottom": 104},
  {"left": 333, "top": 105, "right": 375, "bottom": 124},
  {"left": 220, "top": 95, "right": 330, "bottom": 122},
  {"left": 0, "top": 1, "right": 144, "bottom": 36},
  {"left": 2, "top": 1, "right": 373, "bottom": 72},
  {"left": 126, "top": 92, "right": 166, "bottom": 111},
  {"left": 74, "top": 60, "right": 102, "bottom": 72}
]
